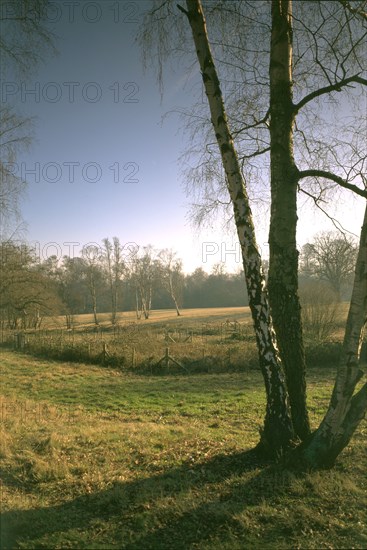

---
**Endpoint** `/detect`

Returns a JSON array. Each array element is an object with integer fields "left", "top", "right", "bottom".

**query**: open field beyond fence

[{"left": 0, "top": 306, "right": 350, "bottom": 372}]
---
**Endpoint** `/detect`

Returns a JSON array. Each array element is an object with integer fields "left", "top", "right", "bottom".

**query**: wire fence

[{"left": 1, "top": 320, "right": 258, "bottom": 373}]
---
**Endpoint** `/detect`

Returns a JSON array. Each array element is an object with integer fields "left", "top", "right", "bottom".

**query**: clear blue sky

[{"left": 5, "top": 0, "right": 365, "bottom": 272}]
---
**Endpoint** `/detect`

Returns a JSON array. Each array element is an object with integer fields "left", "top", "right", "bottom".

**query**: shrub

[{"left": 299, "top": 280, "right": 340, "bottom": 345}]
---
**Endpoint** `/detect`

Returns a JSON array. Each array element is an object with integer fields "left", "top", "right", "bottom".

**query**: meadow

[
  {"left": 2, "top": 305, "right": 347, "bottom": 372},
  {"left": 2, "top": 307, "right": 258, "bottom": 374},
  {"left": 1, "top": 307, "right": 366, "bottom": 549}
]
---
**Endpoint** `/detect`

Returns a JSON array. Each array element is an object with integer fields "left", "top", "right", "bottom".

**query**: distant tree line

[
  {"left": 0, "top": 231, "right": 356, "bottom": 329},
  {"left": 0, "top": 237, "right": 249, "bottom": 328}
]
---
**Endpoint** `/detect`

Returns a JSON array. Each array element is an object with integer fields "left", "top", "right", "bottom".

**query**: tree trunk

[
  {"left": 65, "top": 314, "right": 73, "bottom": 330},
  {"left": 181, "top": 0, "right": 294, "bottom": 456},
  {"left": 111, "top": 288, "right": 117, "bottom": 325},
  {"left": 91, "top": 290, "right": 98, "bottom": 326},
  {"left": 173, "top": 298, "right": 181, "bottom": 316},
  {"left": 135, "top": 288, "right": 142, "bottom": 320},
  {"left": 169, "top": 276, "right": 181, "bottom": 316},
  {"left": 87, "top": 273, "right": 99, "bottom": 326},
  {"left": 141, "top": 288, "right": 150, "bottom": 320},
  {"left": 299, "top": 205, "right": 367, "bottom": 468},
  {"left": 268, "top": 0, "right": 310, "bottom": 440}
]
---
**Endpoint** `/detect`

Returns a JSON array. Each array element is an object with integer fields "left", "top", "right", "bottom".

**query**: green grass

[{"left": 1, "top": 350, "right": 366, "bottom": 549}]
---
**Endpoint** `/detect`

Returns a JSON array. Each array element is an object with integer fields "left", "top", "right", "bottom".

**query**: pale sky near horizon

[{"left": 2, "top": 0, "right": 365, "bottom": 273}]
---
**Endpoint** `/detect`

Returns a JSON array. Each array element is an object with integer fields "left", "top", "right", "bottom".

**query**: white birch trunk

[
  {"left": 300, "top": 205, "right": 367, "bottom": 467},
  {"left": 181, "top": 0, "right": 294, "bottom": 454}
]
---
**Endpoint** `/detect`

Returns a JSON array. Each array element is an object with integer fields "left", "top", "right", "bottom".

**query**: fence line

[{"left": 2, "top": 322, "right": 254, "bottom": 372}]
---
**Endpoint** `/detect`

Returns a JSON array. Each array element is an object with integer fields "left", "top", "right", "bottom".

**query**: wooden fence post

[
  {"left": 102, "top": 342, "right": 110, "bottom": 364},
  {"left": 156, "top": 347, "right": 187, "bottom": 372}
]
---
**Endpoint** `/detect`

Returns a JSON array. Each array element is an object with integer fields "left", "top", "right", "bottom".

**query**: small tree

[
  {"left": 59, "top": 257, "right": 87, "bottom": 329},
  {"left": 81, "top": 245, "right": 104, "bottom": 326},
  {"left": 130, "top": 246, "right": 160, "bottom": 320},
  {"left": 0, "top": 242, "right": 62, "bottom": 329},
  {"left": 102, "top": 237, "right": 125, "bottom": 325},
  {"left": 157, "top": 249, "right": 184, "bottom": 316}
]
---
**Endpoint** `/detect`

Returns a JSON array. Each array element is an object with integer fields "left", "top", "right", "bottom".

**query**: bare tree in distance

[
  {"left": 81, "top": 245, "right": 103, "bottom": 327},
  {"left": 300, "top": 232, "right": 358, "bottom": 301},
  {"left": 157, "top": 248, "right": 184, "bottom": 316},
  {"left": 130, "top": 245, "right": 160, "bottom": 320},
  {"left": 102, "top": 237, "right": 125, "bottom": 325},
  {"left": 58, "top": 256, "right": 87, "bottom": 330},
  {"left": 299, "top": 280, "right": 340, "bottom": 345}
]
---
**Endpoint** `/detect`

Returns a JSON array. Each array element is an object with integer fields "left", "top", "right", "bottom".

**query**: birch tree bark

[
  {"left": 299, "top": 205, "right": 367, "bottom": 468},
  {"left": 179, "top": 0, "right": 294, "bottom": 455},
  {"left": 268, "top": 0, "right": 310, "bottom": 440}
]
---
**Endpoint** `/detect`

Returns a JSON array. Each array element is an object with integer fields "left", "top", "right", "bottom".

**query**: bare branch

[
  {"left": 299, "top": 187, "right": 360, "bottom": 237},
  {"left": 232, "top": 109, "right": 270, "bottom": 134},
  {"left": 240, "top": 147, "right": 271, "bottom": 160},
  {"left": 298, "top": 168, "right": 367, "bottom": 198},
  {"left": 293, "top": 74, "right": 367, "bottom": 114},
  {"left": 337, "top": 0, "right": 367, "bottom": 21}
]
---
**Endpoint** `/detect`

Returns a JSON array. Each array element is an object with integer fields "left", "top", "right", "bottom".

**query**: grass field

[
  {"left": 1, "top": 334, "right": 366, "bottom": 548},
  {"left": 1, "top": 358, "right": 367, "bottom": 550},
  {"left": 46, "top": 307, "right": 254, "bottom": 329}
]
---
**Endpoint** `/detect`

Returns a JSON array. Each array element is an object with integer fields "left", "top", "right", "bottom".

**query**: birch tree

[
  {"left": 158, "top": 248, "right": 184, "bottom": 316},
  {"left": 178, "top": 0, "right": 294, "bottom": 455},
  {"left": 141, "top": 0, "right": 367, "bottom": 465},
  {"left": 81, "top": 245, "right": 103, "bottom": 327},
  {"left": 183, "top": 0, "right": 367, "bottom": 467},
  {"left": 298, "top": 205, "right": 367, "bottom": 468},
  {"left": 130, "top": 246, "right": 160, "bottom": 321}
]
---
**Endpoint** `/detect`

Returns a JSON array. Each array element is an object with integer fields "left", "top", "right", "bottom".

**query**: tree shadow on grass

[{"left": 1, "top": 449, "right": 298, "bottom": 549}]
